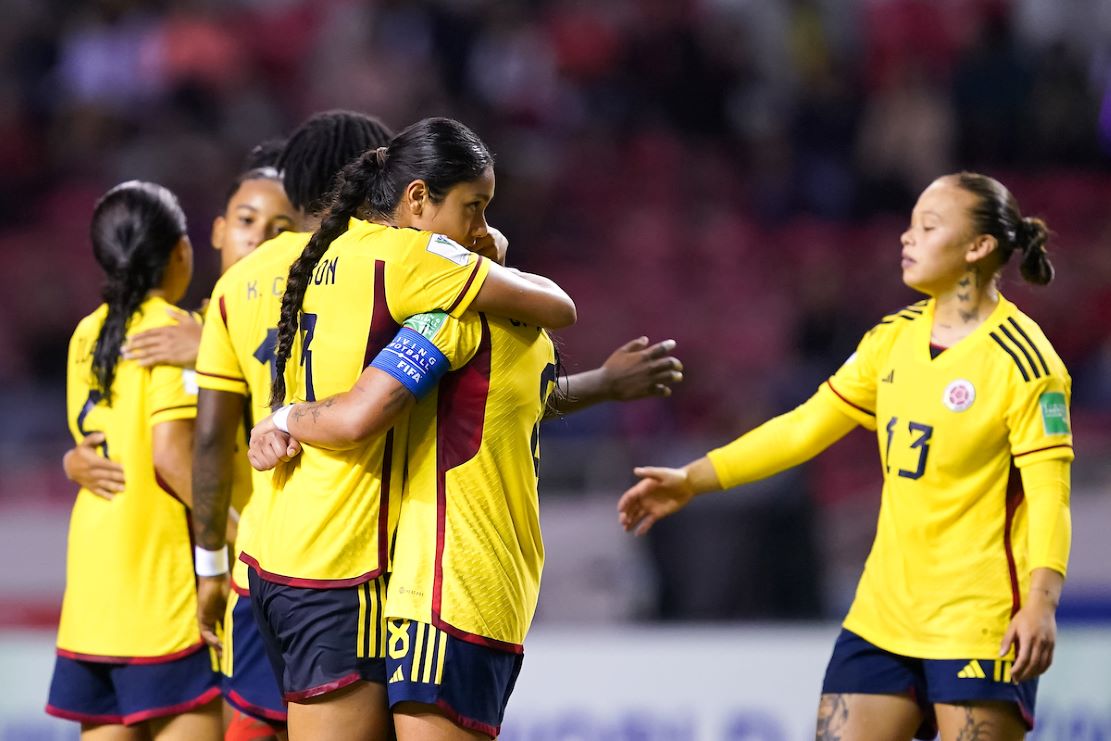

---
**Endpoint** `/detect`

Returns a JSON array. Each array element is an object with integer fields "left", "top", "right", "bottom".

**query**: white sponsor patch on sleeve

[{"left": 426, "top": 234, "right": 472, "bottom": 266}]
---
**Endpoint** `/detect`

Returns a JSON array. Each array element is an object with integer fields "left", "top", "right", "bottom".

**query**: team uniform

[
  {"left": 373, "top": 310, "right": 556, "bottom": 737},
  {"left": 47, "top": 297, "right": 220, "bottom": 725},
  {"left": 195, "top": 228, "right": 317, "bottom": 722},
  {"left": 711, "top": 296, "right": 1071, "bottom": 736},
  {"left": 240, "top": 224, "right": 490, "bottom": 701}
]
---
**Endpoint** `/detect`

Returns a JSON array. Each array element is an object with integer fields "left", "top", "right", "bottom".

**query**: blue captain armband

[{"left": 370, "top": 327, "right": 450, "bottom": 400}]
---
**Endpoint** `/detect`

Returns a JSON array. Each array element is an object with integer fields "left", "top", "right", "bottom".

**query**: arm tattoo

[
  {"left": 815, "top": 694, "right": 849, "bottom": 741},
  {"left": 192, "top": 455, "right": 230, "bottom": 550}
]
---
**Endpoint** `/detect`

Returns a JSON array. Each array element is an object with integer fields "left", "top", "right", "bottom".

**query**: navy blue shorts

[
  {"left": 223, "top": 589, "right": 287, "bottom": 723},
  {"left": 822, "top": 629, "right": 1037, "bottom": 739},
  {"left": 385, "top": 618, "right": 524, "bottom": 739},
  {"left": 248, "top": 568, "right": 387, "bottom": 702},
  {"left": 46, "top": 643, "right": 220, "bottom": 726}
]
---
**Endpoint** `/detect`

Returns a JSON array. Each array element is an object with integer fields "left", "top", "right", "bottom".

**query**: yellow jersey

[
  {"left": 195, "top": 229, "right": 311, "bottom": 591},
  {"left": 820, "top": 296, "right": 1073, "bottom": 659},
  {"left": 387, "top": 312, "right": 556, "bottom": 652},
  {"left": 242, "top": 224, "right": 490, "bottom": 586},
  {"left": 59, "top": 297, "right": 200, "bottom": 660}
]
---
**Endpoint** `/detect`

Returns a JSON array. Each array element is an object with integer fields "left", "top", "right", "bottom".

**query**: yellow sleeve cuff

[
  {"left": 1021, "top": 458, "right": 1071, "bottom": 577},
  {"left": 195, "top": 369, "right": 248, "bottom": 396}
]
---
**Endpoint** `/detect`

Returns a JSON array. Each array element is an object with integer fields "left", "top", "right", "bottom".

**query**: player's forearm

[
  {"left": 545, "top": 368, "right": 610, "bottom": 418},
  {"left": 474, "top": 265, "right": 577, "bottom": 329},
  {"left": 1021, "top": 458, "right": 1071, "bottom": 578},
  {"left": 287, "top": 381, "right": 414, "bottom": 449},
  {"left": 1027, "top": 567, "right": 1064, "bottom": 610},
  {"left": 706, "top": 392, "right": 857, "bottom": 490},
  {"left": 192, "top": 390, "right": 245, "bottom": 550}
]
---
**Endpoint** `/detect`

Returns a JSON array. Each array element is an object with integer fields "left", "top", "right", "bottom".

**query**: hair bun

[{"left": 1016, "top": 216, "right": 1053, "bottom": 286}]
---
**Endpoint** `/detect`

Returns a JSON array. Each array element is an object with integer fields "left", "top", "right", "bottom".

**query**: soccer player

[
  {"left": 47, "top": 182, "right": 221, "bottom": 738},
  {"left": 618, "top": 172, "right": 1071, "bottom": 741},
  {"left": 191, "top": 111, "right": 396, "bottom": 738},
  {"left": 60, "top": 165, "right": 295, "bottom": 498},
  {"left": 234, "top": 117, "right": 578, "bottom": 740}
]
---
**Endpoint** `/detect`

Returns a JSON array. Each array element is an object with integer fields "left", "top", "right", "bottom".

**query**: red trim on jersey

[
  {"left": 434, "top": 698, "right": 500, "bottom": 738},
  {"left": 219, "top": 295, "right": 229, "bottom": 327},
  {"left": 379, "top": 429, "right": 394, "bottom": 571},
  {"left": 230, "top": 577, "right": 251, "bottom": 596},
  {"left": 123, "top": 686, "right": 222, "bottom": 725},
  {"left": 444, "top": 258, "right": 484, "bottom": 316},
  {"left": 1004, "top": 465, "right": 1025, "bottom": 618},
  {"left": 237, "top": 552, "right": 381, "bottom": 589},
  {"left": 151, "top": 403, "right": 197, "bottom": 416},
  {"left": 196, "top": 369, "right": 247, "bottom": 384},
  {"left": 825, "top": 380, "right": 875, "bottom": 417},
  {"left": 226, "top": 689, "right": 289, "bottom": 723},
  {"left": 154, "top": 470, "right": 186, "bottom": 506},
  {"left": 1014, "top": 443, "right": 1073, "bottom": 459},
  {"left": 56, "top": 640, "right": 207, "bottom": 665},
  {"left": 361, "top": 259, "right": 401, "bottom": 370},
  {"left": 283, "top": 672, "right": 362, "bottom": 702},
  {"left": 431, "top": 614, "right": 524, "bottom": 655},
  {"left": 432, "top": 316, "right": 492, "bottom": 638}
]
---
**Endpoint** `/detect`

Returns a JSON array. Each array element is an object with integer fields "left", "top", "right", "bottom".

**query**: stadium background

[{"left": 0, "top": 0, "right": 1109, "bottom": 738}]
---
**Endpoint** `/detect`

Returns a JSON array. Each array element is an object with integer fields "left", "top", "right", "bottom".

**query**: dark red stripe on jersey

[
  {"left": 151, "top": 403, "right": 198, "bottom": 416},
  {"left": 432, "top": 316, "right": 492, "bottom": 626},
  {"left": 1004, "top": 465, "right": 1024, "bottom": 618},
  {"left": 196, "top": 369, "right": 246, "bottom": 383},
  {"left": 435, "top": 698, "right": 501, "bottom": 738},
  {"left": 230, "top": 578, "right": 250, "bottom": 596},
  {"left": 237, "top": 552, "right": 381, "bottom": 589},
  {"left": 56, "top": 640, "right": 207, "bottom": 665},
  {"left": 226, "top": 689, "right": 288, "bottom": 722},
  {"left": 378, "top": 429, "right": 394, "bottom": 574},
  {"left": 361, "top": 260, "right": 401, "bottom": 369},
  {"left": 1006, "top": 318, "right": 1051, "bottom": 376},
  {"left": 219, "top": 295, "right": 229, "bottom": 327},
  {"left": 154, "top": 470, "right": 186, "bottom": 506},
  {"left": 431, "top": 614, "right": 524, "bottom": 655},
  {"left": 825, "top": 380, "right": 875, "bottom": 417},
  {"left": 123, "top": 686, "right": 222, "bottom": 725},
  {"left": 283, "top": 672, "right": 362, "bottom": 702},
  {"left": 1014, "top": 443, "right": 1073, "bottom": 459},
  {"left": 444, "top": 258, "right": 484, "bottom": 316},
  {"left": 999, "top": 325, "right": 1042, "bottom": 379},
  {"left": 990, "top": 332, "right": 1031, "bottom": 382}
]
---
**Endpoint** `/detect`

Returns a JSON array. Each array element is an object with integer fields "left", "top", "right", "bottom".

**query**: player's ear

[
  {"left": 403, "top": 179, "right": 429, "bottom": 217},
  {"left": 966, "top": 233, "right": 997, "bottom": 264},
  {"left": 211, "top": 216, "right": 226, "bottom": 252}
]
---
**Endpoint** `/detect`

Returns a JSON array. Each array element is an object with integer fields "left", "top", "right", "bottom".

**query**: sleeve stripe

[
  {"left": 152, "top": 403, "right": 197, "bottom": 416},
  {"left": 998, "top": 324, "right": 1042, "bottom": 379},
  {"left": 218, "top": 295, "right": 229, "bottom": 328},
  {"left": 1006, "top": 317, "right": 1051, "bottom": 376},
  {"left": 825, "top": 380, "right": 875, "bottom": 417},
  {"left": 1014, "top": 443, "right": 1073, "bottom": 458},
  {"left": 444, "top": 258, "right": 484, "bottom": 315},
  {"left": 196, "top": 370, "right": 246, "bottom": 383},
  {"left": 990, "top": 332, "right": 1031, "bottom": 382}
]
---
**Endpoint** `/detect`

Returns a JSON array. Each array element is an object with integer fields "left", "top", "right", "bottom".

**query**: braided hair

[
  {"left": 268, "top": 117, "right": 494, "bottom": 406},
  {"left": 954, "top": 172, "right": 1054, "bottom": 286},
  {"left": 90, "top": 181, "right": 188, "bottom": 402}
]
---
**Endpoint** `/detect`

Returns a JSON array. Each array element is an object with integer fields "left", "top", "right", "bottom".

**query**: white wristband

[
  {"left": 273, "top": 404, "right": 296, "bottom": 433},
  {"left": 194, "top": 546, "right": 229, "bottom": 577}
]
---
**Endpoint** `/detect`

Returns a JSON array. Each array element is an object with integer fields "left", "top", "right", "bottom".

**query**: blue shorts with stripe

[
  {"left": 822, "top": 629, "right": 1037, "bottom": 739},
  {"left": 223, "top": 589, "right": 286, "bottom": 723},
  {"left": 248, "top": 568, "right": 387, "bottom": 702},
  {"left": 385, "top": 618, "right": 524, "bottom": 739},
  {"left": 46, "top": 643, "right": 220, "bottom": 726}
]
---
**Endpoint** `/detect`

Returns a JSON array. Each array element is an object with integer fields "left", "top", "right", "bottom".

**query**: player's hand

[
  {"left": 618, "top": 466, "right": 696, "bottom": 536},
  {"left": 1000, "top": 594, "right": 1057, "bottom": 682},
  {"left": 601, "top": 337, "right": 682, "bottom": 400},
  {"left": 122, "top": 308, "right": 202, "bottom": 367},
  {"left": 472, "top": 226, "right": 508, "bottom": 265},
  {"left": 63, "top": 434, "right": 125, "bottom": 500},
  {"left": 197, "top": 574, "right": 229, "bottom": 658},
  {"left": 248, "top": 417, "right": 303, "bottom": 471}
]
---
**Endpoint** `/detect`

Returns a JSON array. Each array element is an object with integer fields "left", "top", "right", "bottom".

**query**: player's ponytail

[
  {"left": 89, "top": 181, "right": 188, "bottom": 402},
  {"left": 954, "top": 171, "right": 1055, "bottom": 286}
]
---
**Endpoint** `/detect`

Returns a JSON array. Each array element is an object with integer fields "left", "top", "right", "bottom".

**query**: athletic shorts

[
  {"left": 223, "top": 588, "right": 287, "bottom": 723},
  {"left": 385, "top": 618, "right": 524, "bottom": 739},
  {"left": 822, "top": 629, "right": 1037, "bottom": 739},
  {"left": 45, "top": 643, "right": 220, "bottom": 726},
  {"left": 248, "top": 568, "right": 387, "bottom": 702}
]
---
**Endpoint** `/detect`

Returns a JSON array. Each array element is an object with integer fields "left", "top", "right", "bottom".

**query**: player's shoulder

[
  {"left": 128, "top": 296, "right": 183, "bottom": 333},
  {"left": 862, "top": 299, "right": 929, "bottom": 343},
  {"left": 73, "top": 304, "right": 109, "bottom": 338},
  {"left": 985, "top": 299, "right": 1067, "bottom": 383}
]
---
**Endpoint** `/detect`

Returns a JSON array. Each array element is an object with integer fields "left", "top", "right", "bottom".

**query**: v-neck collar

[{"left": 917, "top": 294, "right": 1010, "bottom": 366}]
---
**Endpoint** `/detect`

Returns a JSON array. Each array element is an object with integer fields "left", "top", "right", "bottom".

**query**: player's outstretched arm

[
  {"left": 547, "top": 337, "right": 682, "bottom": 418},
  {"left": 618, "top": 458, "right": 722, "bottom": 536},
  {"left": 63, "top": 433, "right": 125, "bottom": 500},
  {"left": 122, "top": 308, "right": 203, "bottom": 367}
]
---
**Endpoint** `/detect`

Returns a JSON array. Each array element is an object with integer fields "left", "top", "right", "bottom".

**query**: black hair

[
  {"left": 90, "top": 181, "right": 188, "bottom": 402},
  {"left": 954, "top": 171, "right": 1054, "bottom": 285},
  {"left": 244, "top": 138, "right": 286, "bottom": 170},
  {"left": 220, "top": 166, "right": 282, "bottom": 211},
  {"left": 276, "top": 110, "right": 394, "bottom": 215},
  {"left": 268, "top": 117, "right": 494, "bottom": 406}
]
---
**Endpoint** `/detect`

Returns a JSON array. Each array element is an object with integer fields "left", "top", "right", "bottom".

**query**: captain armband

[{"left": 370, "top": 327, "right": 450, "bottom": 400}]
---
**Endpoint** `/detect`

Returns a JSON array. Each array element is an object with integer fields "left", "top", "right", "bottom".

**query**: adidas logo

[
  {"left": 957, "top": 660, "right": 986, "bottom": 679},
  {"left": 388, "top": 666, "right": 405, "bottom": 684},
  {"left": 881, "top": 370, "right": 895, "bottom": 384}
]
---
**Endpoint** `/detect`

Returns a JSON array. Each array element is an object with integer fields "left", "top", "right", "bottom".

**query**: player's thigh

[
  {"left": 80, "top": 723, "right": 149, "bottom": 741},
  {"left": 394, "top": 702, "right": 489, "bottom": 741},
  {"left": 147, "top": 697, "right": 222, "bottom": 741},
  {"left": 935, "top": 702, "right": 1026, "bottom": 741},
  {"left": 816, "top": 693, "right": 923, "bottom": 741},
  {"left": 286, "top": 681, "right": 391, "bottom": 741}
]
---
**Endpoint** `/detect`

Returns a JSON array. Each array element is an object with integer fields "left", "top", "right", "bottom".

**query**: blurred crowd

[{"left": 2, "top": 0, "right": 1111, "bottom": 616}]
